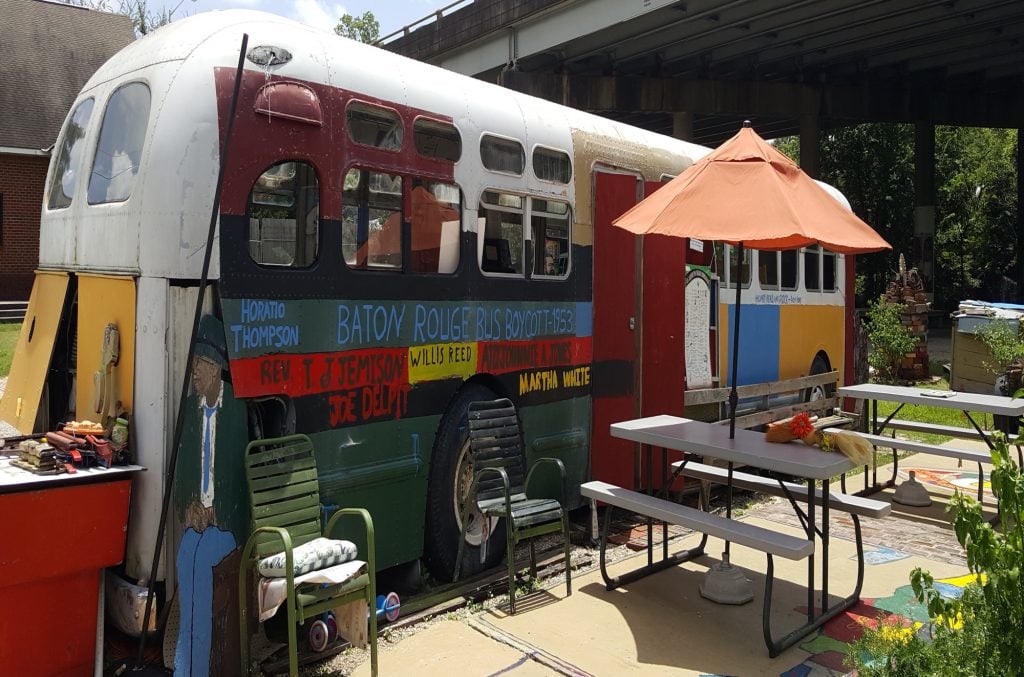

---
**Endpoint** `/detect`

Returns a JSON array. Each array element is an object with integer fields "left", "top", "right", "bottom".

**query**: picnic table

[
  {"left": 583, "top": 415, "right": 889, "bottom": 657},
  {"left": 837, "top": 383, "right": 1024, "bottom": 501}
]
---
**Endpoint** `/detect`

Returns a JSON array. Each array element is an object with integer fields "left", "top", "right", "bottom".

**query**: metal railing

[
  {"left": 0, "top": 301, "right": 27, "bottom": 323},
  {"left": 377, "top": 0, "right": 475, "bottom": 46}
]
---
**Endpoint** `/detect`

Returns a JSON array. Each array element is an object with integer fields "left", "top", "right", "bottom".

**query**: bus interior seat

[{"left": 482, "top": 238, "right": 514, "bottom": 273}]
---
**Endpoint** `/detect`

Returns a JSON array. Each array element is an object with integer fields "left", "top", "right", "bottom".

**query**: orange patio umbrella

[{"left": 613, "top": 122, "right": 891, "bottom": 438}]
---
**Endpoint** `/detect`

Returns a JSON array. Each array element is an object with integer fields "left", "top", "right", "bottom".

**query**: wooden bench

[
  {"left": 581, "top": 480, "right": 813, "bottom": 560},
  {"left": 671, "top": 461, "right": 890, "bottom": 519}
]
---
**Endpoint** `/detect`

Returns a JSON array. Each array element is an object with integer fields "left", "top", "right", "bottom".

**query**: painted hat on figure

[{"left": 195, "top": 314, "right": 229, "bottom": 370}]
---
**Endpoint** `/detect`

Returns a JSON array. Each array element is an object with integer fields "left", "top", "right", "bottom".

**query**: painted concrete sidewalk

[{"left": 354, "top": 447, "right": 997, "bottom": 677}]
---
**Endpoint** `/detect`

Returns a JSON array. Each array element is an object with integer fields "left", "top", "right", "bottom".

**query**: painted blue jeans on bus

[{"left": 175, "top": 525, "right": 236, "bottom": 677}]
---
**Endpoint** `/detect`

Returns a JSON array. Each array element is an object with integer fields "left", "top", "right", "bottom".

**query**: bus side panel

[
  {"left": 720, "top": 303, "right": 781, "bottom": 386},
  {"left": 591, "top": 172, "right": 640, "bottom": 487},
  {"left": 778, "top": 304, "right": 845, "bottom": 380}
]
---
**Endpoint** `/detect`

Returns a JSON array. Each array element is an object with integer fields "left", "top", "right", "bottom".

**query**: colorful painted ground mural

[{"left": 779, "top": 561, "right": 974, "bottom": 676}]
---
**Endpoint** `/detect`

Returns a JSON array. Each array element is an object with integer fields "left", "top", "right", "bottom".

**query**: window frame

[
  {"left": 344, "top": 99, "right": 404, "bottom": 152},
  {"left": 529, "top": 196, "right": 571, "bottom": 279},
  {"left": 479, "top": 133, "right": 526, "bottom": 177},
  {"left": 87, "top": 81, "right": 152, "bottom": 206},
  {"left": 247, "top": 159, "right": 321, "bottom": 269},
  {"left": 478, "top": 189, "right": 526, "bottom": 277},
  {"left": 531, "top": 144, "right": 572, "bottom": 184},
  {"left": 47, "top": 97, "right": 95, "bottom": 210}
]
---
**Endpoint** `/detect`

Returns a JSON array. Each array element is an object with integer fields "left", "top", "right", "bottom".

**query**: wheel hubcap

[{"left": 453, "top": 439, "right": 497, "bottom": 547}]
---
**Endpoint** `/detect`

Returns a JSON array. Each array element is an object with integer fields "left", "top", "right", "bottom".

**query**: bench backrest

[
  {"left": 245, "top": 434, "right": 322, "bottom": 559},
  {"left": 468, "top": 398, "right": 527, "bottom": 502}
]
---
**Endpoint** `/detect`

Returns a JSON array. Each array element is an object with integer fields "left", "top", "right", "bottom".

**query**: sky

[{"left": 146, "top": 0, "right": 456, "bottom": 38}]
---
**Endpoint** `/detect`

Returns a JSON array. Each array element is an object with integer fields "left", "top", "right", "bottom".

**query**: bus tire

[
  {"left": 424, "top": 383, "right": 507, "bottom": 582},
  {"left": 805, "top": 355, "right": 834, "bottom": 402}
]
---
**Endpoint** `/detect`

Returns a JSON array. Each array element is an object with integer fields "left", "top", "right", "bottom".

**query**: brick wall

[{"left": 0, "top": 152, "right": 47, "bottom": 301}]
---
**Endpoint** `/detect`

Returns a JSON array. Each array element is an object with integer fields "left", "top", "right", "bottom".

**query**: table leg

[
  {"left": 821, "top": 477, "right": 830, "bottom": 610},
  {"left": 806, "top": 477, "right": 815, "bottom": 622},
  {"left": 963, "top": 412, "right": 990, "bottom": 503}
]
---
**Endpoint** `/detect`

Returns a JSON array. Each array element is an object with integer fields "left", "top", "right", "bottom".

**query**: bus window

[
  {"left": 414, "top": 118, "right": 461, "bottom": 162},
  {"left": 480, "top": 135, "right": 525, "bottom": 176},
  {"left": 804, "top": 245, "right": 821, "bottom": 292},
  {"left": 48, "top": 98, "right": 94, "bottom": 209},
  {"left": 410, "top": 180, "right": 461, "bottom": 274},
  {"left": 88, "top": 82, "right": 151, "bottom": 204},
  {"left": 531, "top": 198, "right": 569, "bottom": 277},
  {"left": 479, "top": 190, "right": 523, "bottom": 275},
  {"left": 780, "top": 249, "right": 798, "bottom": 290},
  {"left": 713, "top": 243, "right": 750, "bottom": 288},
  {"left": 532, "top": 147, "right": 572, "bottom": 184},
  {"left": 823, "top": 249, "right": 837, "bottom": 292},
  {"left": 346, "top": 101, "right": 402, "bottom": 151},
  {"left": 342, "top": 168, "right": 402, "bottom": 269},
  {"left": 758, "top": 250, "right": 779, "bottom": 289},
  {"left": 248, "top": 161, "right": 319, "bottom": 267}
]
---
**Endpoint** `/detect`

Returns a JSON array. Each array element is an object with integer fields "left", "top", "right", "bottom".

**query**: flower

[{"left": 789, "top": 412, "right": 815, "bottom": 438}]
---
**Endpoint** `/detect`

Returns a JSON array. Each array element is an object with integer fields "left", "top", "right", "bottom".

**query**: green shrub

[
  {"left": 848, "top": 432, "right": 1024, "bottom": 676},
  {"left": 866, "top": 297, "right": 919, "bottom": 383}
]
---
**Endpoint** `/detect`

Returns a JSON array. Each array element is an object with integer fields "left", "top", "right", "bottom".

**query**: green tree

[
  {"left": 775, "top": 125, "right": 915, "bottom": 305},
  {"left": 335, "top": 11, "right": 380, "bottom": 44},
  {"left": 60, "top": 0, "right": 193, "bottom": 35},
  {"left": 934, "top": 127, "right": 1018, "bottom": 305}
]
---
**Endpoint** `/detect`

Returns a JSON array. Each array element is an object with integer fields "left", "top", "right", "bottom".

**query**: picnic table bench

[{"left": 591, "top": 416, "right": 872, "bottom": 657}]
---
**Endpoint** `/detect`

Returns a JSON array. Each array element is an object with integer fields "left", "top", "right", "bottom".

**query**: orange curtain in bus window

[
  {"left": 410, "top": 185, "right": 458, "bottom": 273},
  {"left": 0, "top": 271, "right": 70, "bottom": 433},
  {"left": 76, "top": 275, "right": 136, "bottom": 425}
]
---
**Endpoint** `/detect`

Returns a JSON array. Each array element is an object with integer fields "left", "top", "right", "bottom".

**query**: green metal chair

[
  {"left": 455, "top": 398, "right": 572, "bottom": 613},
  {"left": 239, "top": 434, "right": 378, "bottom": 676}
]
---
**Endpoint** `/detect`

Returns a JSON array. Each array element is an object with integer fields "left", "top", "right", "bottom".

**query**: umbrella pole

[
  {"left": 728, "top": 242, "right": 744, "bottom": 440},
  {"left": 700, "top": 244, "right": 754, "bottom": 605}
]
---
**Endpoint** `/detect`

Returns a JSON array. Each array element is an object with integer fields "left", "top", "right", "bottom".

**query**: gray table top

[
  {"left": 837, "top": 383, "right": 1024, "bottom": 416},
  {"left": 610, "top": 415, "right": 855, "bottom": 480},
  {"left": 0, "top": 456, "right": 144, "bottom": 494}
]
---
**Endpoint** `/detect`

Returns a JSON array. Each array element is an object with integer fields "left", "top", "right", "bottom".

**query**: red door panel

[{"left": 591, "top": 172, "right": 641, "bottom": 487}]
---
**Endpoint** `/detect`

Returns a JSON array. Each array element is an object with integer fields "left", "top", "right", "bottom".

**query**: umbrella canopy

[
  {"left": 613, "top": 125, "right": 891, "bottom": 254},
  {"left": 612, "top": 123, "right": 890, "bottom": 441}
]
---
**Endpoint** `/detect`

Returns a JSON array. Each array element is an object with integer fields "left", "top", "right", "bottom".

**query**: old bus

[{"left": 0, "top": 9, "right": 859, "bottom": 671}]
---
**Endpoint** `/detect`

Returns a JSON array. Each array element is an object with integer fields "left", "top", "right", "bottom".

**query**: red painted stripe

[
  {"left": 229, "top": 338, "right": 594, "bottom": 398},
  {"left": 230, "top": 347, "right": 408, "bottom": 398},
  {"left": 477, "top": 338, "right": 592, "bottom": 375}
]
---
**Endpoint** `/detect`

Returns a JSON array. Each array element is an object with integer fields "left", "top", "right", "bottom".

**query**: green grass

[{"left": 0, "top": 322, "right": 20, "bottom": 378}]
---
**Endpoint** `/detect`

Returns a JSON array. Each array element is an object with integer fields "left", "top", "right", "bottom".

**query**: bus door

[{"left": 591, "top": 171, "right": 643, "bottom": 487}]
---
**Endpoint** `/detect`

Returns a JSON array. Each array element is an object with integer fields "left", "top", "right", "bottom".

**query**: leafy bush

[
  {"left": 974, "top": 318, "right": 1024, "bottom": 379},
  {"left": 866, "top": 297, "right": 920, "bottom": 383},
  {"left": 848, "top": 432, "right": 1024, "bottom": 676}
]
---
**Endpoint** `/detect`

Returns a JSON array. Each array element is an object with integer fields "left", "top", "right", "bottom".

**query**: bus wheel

[
  {"left": 424, "top": 383, "right": 506, "bottom": 582},
  {"left": 805, "top": 355, "right": 834, "bottom": 402}
]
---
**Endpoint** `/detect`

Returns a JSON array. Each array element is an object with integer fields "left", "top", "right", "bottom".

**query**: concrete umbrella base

[{"left": 699, "top": 552, "right": 754, "bottom": 605}]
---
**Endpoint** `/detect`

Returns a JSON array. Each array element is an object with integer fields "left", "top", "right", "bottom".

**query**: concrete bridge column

[
  {"left": 914, "top": 123, "right": 936, "bottom": 297},
  {"left": 799, "top": 115, "right": 819, "bottom": 179},
  {"left": 672, "top": 112, "right": 693, "bottom": 142}
]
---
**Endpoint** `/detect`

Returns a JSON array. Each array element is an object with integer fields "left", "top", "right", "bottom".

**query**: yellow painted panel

[
  {"left": 778, "top": 304, "right": 845, "bottom": 382},
  {"left": 408, "top": 342, "right": 477, "bottom": 384},
  {"left": 76, "top": 274, "right": 136, "bottom": 422},
  {"left": 0, "top": 271, "right": 70, "bottom": 433}
]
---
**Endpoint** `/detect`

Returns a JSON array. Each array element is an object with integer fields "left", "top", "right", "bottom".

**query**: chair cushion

[{"left": 258, "top": 537, "right": 358, "bottom": 578}]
